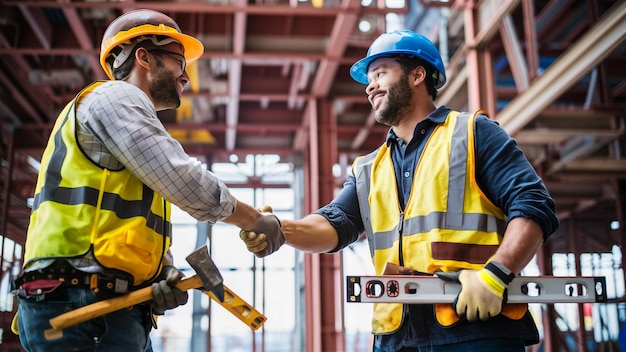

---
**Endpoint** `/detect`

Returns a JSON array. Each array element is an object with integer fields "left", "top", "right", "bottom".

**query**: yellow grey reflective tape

[
  {"left": 357, "top": 112, "right": 505, "bottom": 252},
  {"left": 31, "top": 90, "right": 168, "bottom": 236}
]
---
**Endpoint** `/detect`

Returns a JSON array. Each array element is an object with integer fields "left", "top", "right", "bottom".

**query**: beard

[
  {"left": 374, "top": 73, "right": 413, "bottom": 126},
  {"left": 149, "top": 61, "right": 181, "bottom": 110}
]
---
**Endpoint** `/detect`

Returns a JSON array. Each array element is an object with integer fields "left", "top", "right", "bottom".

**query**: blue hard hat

[{"left": 350, "top": 30, "right": 446, "bottom": 89}]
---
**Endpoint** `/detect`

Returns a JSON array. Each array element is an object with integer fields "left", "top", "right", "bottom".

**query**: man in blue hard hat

[{"left": 240, "top": 29, "right": 559, "bottom": 351}]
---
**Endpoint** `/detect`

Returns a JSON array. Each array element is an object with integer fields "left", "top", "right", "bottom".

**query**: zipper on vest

[{"left": 398, "top": 211, "right": 404, "bottom": 267}]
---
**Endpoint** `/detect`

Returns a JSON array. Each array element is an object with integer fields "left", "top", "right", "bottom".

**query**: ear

[
  {"left": 412, "top": 66, "right": 426, "bottom": 87},
  {"left": 135, "top": 47, "right": 151, "bottom": 70}
]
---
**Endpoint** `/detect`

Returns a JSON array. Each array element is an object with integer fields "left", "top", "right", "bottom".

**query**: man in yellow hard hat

[{"left": 12, "top": 9, "right": 284, "bottom": 352}]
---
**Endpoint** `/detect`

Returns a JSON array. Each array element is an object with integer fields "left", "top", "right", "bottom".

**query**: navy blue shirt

[{"left": 314, "top": 106, "right": 559, "bottom": 349}]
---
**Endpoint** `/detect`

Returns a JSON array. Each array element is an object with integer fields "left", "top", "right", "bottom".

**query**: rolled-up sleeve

[
  {"left": 82, "top": 81, "right": 236, "bottom": 223},
  {"left": 474, "top": 115, "right": 559, "bottom": 240},
  {"left": 314, "top": 174, "right": 365, "bottom": 252}
]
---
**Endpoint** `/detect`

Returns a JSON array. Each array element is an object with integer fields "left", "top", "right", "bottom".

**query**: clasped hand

[
  {"left": 436, "top": 267, "right": 508, "bottom": 322},
  {"left": 240, "top": 206, "right": 285, "bottom": 258}
]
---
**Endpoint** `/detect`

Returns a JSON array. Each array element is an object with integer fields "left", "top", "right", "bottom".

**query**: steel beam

[{"left": 496, "top": 1, "right": 626, "bottom": 135}]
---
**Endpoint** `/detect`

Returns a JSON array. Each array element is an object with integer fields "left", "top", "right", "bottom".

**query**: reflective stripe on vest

[
  {"left": 354, "top": 110, "right": 508, "bottom": 334},
  {"left": 25, "top": 81, "right": 171, "bottom": 285}
]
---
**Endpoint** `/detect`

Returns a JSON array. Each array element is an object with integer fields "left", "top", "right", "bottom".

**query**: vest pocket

[
  {"left": 372, "top": 302, "right": 404, "bottom": 334},
  {"left": 93, "top": 224, "right": 161, "bottom": 286}
]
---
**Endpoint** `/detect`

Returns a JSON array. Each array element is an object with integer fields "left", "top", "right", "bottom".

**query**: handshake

[
  {"left": 240, "top": 205, "right": 284, "bottom": 258},
  {"left": 150, "top": 205, "right": 283, "bottom": 316}
]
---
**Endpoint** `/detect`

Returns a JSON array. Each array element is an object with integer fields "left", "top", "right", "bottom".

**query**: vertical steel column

[
  {"left": 463, "top": 2, "right": 497, "bottom": 114},
  {"left": 304, "top": 98, "right": 322, "bottom": 352},
  {"left": 568, "top": 217, "right": 587, "bottom": 352},
  {"left": 317, "top": 99, "right": 345, "bottom": 352},
  {"left": 0, "top": 128, "right": 15, "bottom": 351},
  {"left": 303, "top": 98, "right": 345, "bottom": 352},
  {"left": 615, "top": 179, "right": 626, "bottom": 313},
  {"left": 537, "top": 239, "right": 559, "bottom": 351},
  {"left": 521, "top": 0, "right": 539, "bottom": 82},
  {"left": 0, "top": 128, "right": 15, "bottom": 284},
  {"left": 191, "top": 221, "right": 210, "bottom": 352},
  {"left": 0, "top": 127, "right": 14, "bottom": 238}
]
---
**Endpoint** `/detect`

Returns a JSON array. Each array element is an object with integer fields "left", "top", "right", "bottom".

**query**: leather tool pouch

[{"left": 18, "top": 279, "right": 64, "bottom": 301}]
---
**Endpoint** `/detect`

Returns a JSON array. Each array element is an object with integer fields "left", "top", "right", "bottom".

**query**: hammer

[{"left": 44, "top": 245, "right": 224, "bottom": 340}]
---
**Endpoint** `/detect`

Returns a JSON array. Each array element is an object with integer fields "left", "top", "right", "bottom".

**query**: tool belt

[{"left": 13, "top": 260, "right": 136, "bottom": 300}]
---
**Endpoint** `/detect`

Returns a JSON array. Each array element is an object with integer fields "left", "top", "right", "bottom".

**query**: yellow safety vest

[
  {"left": 354, "top": 110, "right": 516, "bottom": 334},
  {"left": 25, "top": 81, "right": 171, "bottom": 286}
]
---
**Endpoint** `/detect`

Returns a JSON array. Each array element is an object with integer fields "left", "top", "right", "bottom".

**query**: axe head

[{"left": 186, "top": 245, "right": 225, "bottom": 302}]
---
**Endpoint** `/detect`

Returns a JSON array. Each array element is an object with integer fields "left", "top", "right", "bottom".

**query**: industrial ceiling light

[{"left": 359, "top": 20, "right": 372, "bottom": 32}]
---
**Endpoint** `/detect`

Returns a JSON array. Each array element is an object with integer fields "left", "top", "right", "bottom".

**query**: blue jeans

[
  {"left": 17, "top": 286, "right": 153, "bottom": 352},
  {"left": 374, "top": 338, "right": 526, "bottom": 352}
]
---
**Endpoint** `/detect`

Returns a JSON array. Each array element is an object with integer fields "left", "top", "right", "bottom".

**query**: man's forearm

[
  {"left": 282, "top": 214, "right": 339, "bottom": 253},
  {"left": 222, "top": 198, "right": 261, "bottom": 230},
  {"left": 490, "top": 217, "right": 544, "bottom": 274}
]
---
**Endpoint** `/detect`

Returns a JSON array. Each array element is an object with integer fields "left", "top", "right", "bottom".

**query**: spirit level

[
  {"left": 204, "top": 285, "right": 267, "bottom": 330},
  {"left": 346, "top": 275, "right": 607, "bottom": 304}
]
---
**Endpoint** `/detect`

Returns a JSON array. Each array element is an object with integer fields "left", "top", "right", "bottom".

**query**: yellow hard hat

[{"left": 100, "top": 9, "right": 204, "bottom": 80}]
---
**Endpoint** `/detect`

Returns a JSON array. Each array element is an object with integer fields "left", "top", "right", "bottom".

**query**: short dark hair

[{"left": 394, "top": 55, "right": 438, "bottom": 100}]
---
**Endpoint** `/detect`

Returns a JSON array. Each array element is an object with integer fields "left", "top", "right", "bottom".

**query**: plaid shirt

[{"left": 26, "top": 81, "right": 235, "bottom": 273}]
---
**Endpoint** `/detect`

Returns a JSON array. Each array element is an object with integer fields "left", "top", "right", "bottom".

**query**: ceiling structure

[
  {"left": 0, "top": 0, "right": 625, "bottom": 250},
  {"left": 1, "top": 1, "right": 626, "bottom": 351}
]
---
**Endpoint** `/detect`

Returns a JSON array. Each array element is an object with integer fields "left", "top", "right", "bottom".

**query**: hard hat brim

[
  {"left": 350, "top": 50, "right": 420, "bottom": 85},
  {"left": 100, "top": 24, "right": 204, "bottom": 80},
  {"left": 350, "top": 50, "right": 447, "bottom": 89}
]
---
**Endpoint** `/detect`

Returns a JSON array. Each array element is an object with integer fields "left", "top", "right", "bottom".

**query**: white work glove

[
  {"left": 151, "top": 265, "right": 188, "bottom": 315},
  {"left": 436, "top": 262, "right": 514, "bottom": 322},
  {"left": 240, "top": 205, "right": 284, "bottom": 258}
]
